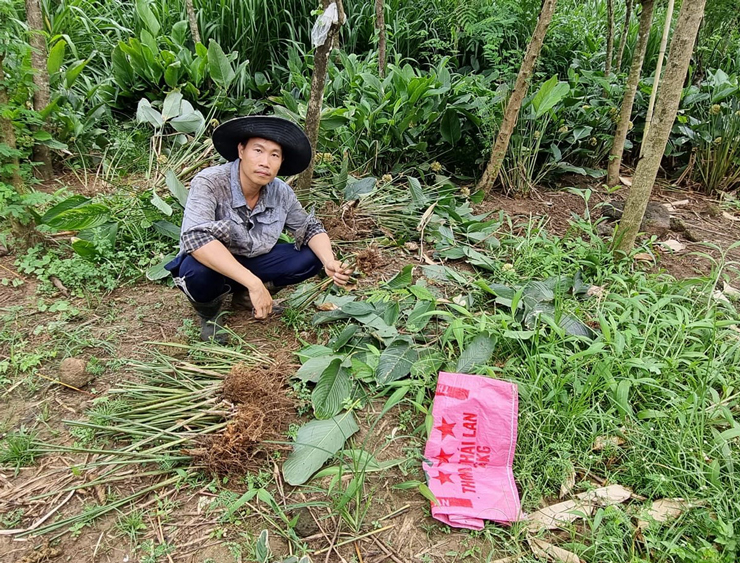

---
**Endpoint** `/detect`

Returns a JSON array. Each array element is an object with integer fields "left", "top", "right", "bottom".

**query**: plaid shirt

[{"left": 179, "top": 160, "right": 326, "bottom": 257}]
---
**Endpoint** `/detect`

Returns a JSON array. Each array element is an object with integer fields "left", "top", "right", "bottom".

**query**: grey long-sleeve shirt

[{"left": 179, "top": 160, "right": 326, "bottom": 257}]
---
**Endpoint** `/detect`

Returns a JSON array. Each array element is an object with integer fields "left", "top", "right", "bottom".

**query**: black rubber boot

[{"left": 190, "top": 290, "right": 230, "bottom": 344}]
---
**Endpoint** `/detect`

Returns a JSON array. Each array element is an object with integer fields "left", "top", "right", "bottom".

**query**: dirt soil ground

[{"left": 1, "top": 180, "right": 739, "bottom": 562}]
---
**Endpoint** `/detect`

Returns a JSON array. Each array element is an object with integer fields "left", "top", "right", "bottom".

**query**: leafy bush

[{"left": 272, "top": 53, "right": 502, "bottom": 174}]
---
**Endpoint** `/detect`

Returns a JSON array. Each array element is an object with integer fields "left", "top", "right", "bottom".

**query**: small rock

[
  {"left": 59, "top": 357, "right": 92, "bottom": 388},
  {"left": 291, "top": 507, "right": 320, "bottom": 538},
  {"left": 669, "top": 217, "right": 687, "bottom": 232},
  {"left": 684, "top": 229, "right": 701, "bottom": 242},
  {"left": 602, "top": 200, "right": 670, "bottom": 236}
]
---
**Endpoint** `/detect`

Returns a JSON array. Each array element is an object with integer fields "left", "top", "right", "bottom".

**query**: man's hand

[
  {"left": 248, "top": 281, "right": 273, "bottom": 319},
  {"left": 324, "top": 260, "right": 353, "bottom": 287}
]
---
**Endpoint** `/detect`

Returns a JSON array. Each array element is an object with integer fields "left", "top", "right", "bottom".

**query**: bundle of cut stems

[{"left": 21, "top": 341, "right": 271, "bottom": 537}]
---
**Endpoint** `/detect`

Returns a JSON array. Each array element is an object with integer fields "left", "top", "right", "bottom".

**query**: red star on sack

[
  {"left": 434, "top": 449, "right": 454, "bottom": 464},
  {"left": 435, "top": 417, "right": 456, "bottom": 440},
  {"left": 433, "top": 471, "right": 454, "bottom": 485}
]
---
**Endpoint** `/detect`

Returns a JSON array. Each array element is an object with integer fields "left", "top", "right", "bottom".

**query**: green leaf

[
  {"left": 47, "top": 40, "right": 66, "bottom": 75},
  {"left": 146, "top": 253, "right": 176, "bottom": 280},
  {"left": 40, "top": 195, "right": 89, "bottom": 224},
  {"left": 456, "top": 333, "right": 496, "bottom": 373},
  {"left": 331, "top": 324, "right": 358, "bottom": 351},
  {"left": 136, "top": 98, "right": 163, "bottom": 128},
  {"left": 531, "top": 75, "right": 570, "bottom": 118},
  {"left": 312, "top": 359, "right": 352, "bottom": 419},
  {"left": 165, "top": 169, "right": 188, "bottom": 207},
  {"left": 112, "top": 45, "right": 134, "bottom": 88},
  {"left": 70, "top": 238, "right": 97, "bottom": 259},
  {"left": 161, "top": 91, "right": 183, "bottom": 121},
  {"left": 381, "top": 385, "right": 410, "bottom": 417},
  {"left": 418, "top": 483, "right": 438, "bottom": 505},
  {"left": 65, "top": 59, "right": 89, "bottom": 89},
  {"left": 150, "top": 191, "right": 173, "bottom": 216},
  {"left": 344, "top": 177, "right": 376, "bottom": 201},
  {"left": 45, "top": 204, "right": 110, "bottom": 231},
  {"left": 282, "top": 412, "right": 360, "bottom": 486},
  {"left": 383, "top": 265, "right": 414, "bottom": 290},
  {"left": 153, "top": 220, "right": 180, "bottom": 240},
  {"left": 376, "top": 338, "right": 417, "bottom": 385},
  {"left": 440, "top": 109, "right": 461, "bottom": 145},
  {"left": 171, "top": 110, "right": 205, "bottom": 134},
  {"left": 295, "top": 355, "right": 344, "bottom": 383},
  {"left": 255, "top": 529, "right": 270, "bottom": 563},
  {"left": 559, "top": 314, "right": 595, "bottom": 338},
  {"left": 136, "top": 0, "right": 161, "bottom": 36},
  {"left": 207, "top": 40, "right": 235, "bottom": 89},
  {"left": 406, "top": 299, "right": 435, "bottom": 332}
]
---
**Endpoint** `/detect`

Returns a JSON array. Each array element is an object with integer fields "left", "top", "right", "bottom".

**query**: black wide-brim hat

[{"left": 212, "top": 116, "right": 312, "bottom": 176}]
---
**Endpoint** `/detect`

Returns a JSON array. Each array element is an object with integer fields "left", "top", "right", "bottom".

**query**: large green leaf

[
  {"left": 376, "top": 338, "right": 417, "bottom": 385},
  {"left": 406, "top": 299, "right": 435, "bottom": 332},
  {"left": 136, "top": 98, "right": 163, "bottom": 128},
  {"left": 150, "top": 191, "right": 173, "bottom": 216},
  {"left": 45, "top": 204, "right": 110, "bottom": 231},
  {"left": 282, "top": 412, "right": 360, "bottom": 486},
  {"left": 165, "top": 169, "right": 188, "bottom": 207},
  {"left": 153, "top": 220, "right": 180, "bottom": 240},
  {"left": 344, "top": 177, "right": 376, "bottom": 201},
  {"left": 456, "top": 333, "right": 496, "bottom": 373},
  {"left": 40, "top": 195, "right": 90, "bottom": 224},
  {"left": 207, "top": 40, "right": 235, "bottom": 89},
  {"left": 295, "top": 355, "right": 344, "bottom": 383},
  {"left": 383, "top": 265, "right": 414, "bottom": 290},
  {"left": 171, "top": 110, "right": 205, "bottom": 134},
  {"left": 532, "top": 75, "right": 570, "bottom": 118},
  {"left": 112, "top": 45, "right": 134, "bottom": 88},
  {"left": 312, "top": 359, "right": 352, "bottom": 419},
  {"left": 47, "top": 40, "right": 66, "bottom": 75},
  {"left": 161, "top": 91, "right": 183, "bottom": 121},
  {"left": 135, "top": 0, "right": 161, "bottom": 36},
  {"left": 64, "top": 59, "right": 89, "bottom": 89},
  {"left": 440, "top": 109, "right": 461, "bottom": 145},
  {"left": 146, "top": 253, "right": 176, "bottom": 280}
]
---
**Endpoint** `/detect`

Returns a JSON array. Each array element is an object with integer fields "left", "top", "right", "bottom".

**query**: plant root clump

[
  {"left": 320, "top": 202, "right": 374, "bottom": 241},
  {"left": 195, "top": 361, "right": 295, "bottom": 476},
  {"left": 355, "top": 245, "right": 384, "bottom": 274}
]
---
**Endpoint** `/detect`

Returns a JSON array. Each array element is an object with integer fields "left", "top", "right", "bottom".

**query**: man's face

[{"left": 237, "top": 137, "right": 284, "bottom": 190}]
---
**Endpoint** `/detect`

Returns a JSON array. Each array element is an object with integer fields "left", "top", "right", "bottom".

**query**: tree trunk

[
  {"left": 605, "top": 0, "right": 615, "bottom": 76},
  {"left": 185, "top": 0, "right": 200, "bottom": 44},
  {"left": 25, "top": 0, "right": 53, "bottom": 180},
  {"left": 375, "top": 0, "right": 387, "bottom": 78},
  {"left": 477, "top": 0, "right": 558, "bottom": 193},
  {"left": 615, "top": 0, "right": 706, "bottom": 254},
  {"left": 0, "top": 54, "right": 23, "bottom": 193},
  {"left": 606, "top": 0, "right": 655, "bottom": 188},
  {"left": 295, "top": 0, "right": 345, "bottom": 194},
  {"left": 641, "top": 0, "right": 674, "bottom": 156},
  {"left": 615, "top": 0, "right": 634, "bottom": 73}
]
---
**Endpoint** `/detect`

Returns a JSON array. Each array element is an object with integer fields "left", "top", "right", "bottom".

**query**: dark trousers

[{"left": 166, "top": 243, "right": 323, "bottom": 303}]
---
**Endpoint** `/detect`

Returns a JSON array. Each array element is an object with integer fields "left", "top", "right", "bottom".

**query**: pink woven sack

[{"left": 423, "top": 371, "right": 522, "bottom": 529}]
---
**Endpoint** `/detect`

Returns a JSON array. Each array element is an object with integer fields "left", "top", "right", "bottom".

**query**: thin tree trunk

[
  {"left": 477, "top": 0, "right": 558, "bottom": 193},
  {"left": 641, "top": 0, "right": 674, "bottom": 156},
  {"left": 185, "top": 0, "right": 200, "bottom": 44},
  {"left": 375, "top": 0, "right": 387, "bottom": 78},
  {"left": 295, "top": 0, "right": 345, "bottom": 193},
  {"left": 615, "top": 0, "right": 706, "bottom": 254},
  {"left": 0, "top": 54, "right": 23, "bottom": 193},
  {"left": 605, "top": 0, "right": 615, "bottom": 76},
  {"left": 615, "top": 0, "right": 633, "bottom": 73},
  {"left": 606, "top": 0, "right": 655, "bottom": 188},
  {"left": 26, "top": 0, "right": 53, "bottom": 180}
]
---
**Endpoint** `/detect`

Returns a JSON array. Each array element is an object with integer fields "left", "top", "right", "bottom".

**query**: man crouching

[{"left": 165, "top": 116, "right": 352, "bottom": 343}]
